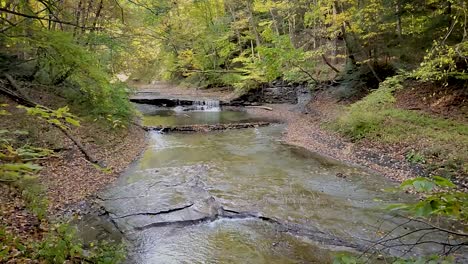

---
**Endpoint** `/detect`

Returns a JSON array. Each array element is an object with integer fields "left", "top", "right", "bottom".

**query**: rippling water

[{"left": 78, "top": 109, "right": 458, "bottom": 263}]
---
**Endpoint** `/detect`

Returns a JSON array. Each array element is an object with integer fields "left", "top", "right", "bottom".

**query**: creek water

[{"left": 78, "top": 106, "right": 458, "bottom": 263}]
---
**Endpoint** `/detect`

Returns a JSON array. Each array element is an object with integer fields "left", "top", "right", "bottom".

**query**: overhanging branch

[{"left": 0, "top": 7, "right": 97, "bottom": 29}]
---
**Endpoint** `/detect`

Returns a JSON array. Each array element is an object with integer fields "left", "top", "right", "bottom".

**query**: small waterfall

[{"left": 193, "top": 100, "right": 221, "bottom": 112}]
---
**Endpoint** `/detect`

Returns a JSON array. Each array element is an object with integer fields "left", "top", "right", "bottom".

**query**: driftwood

[
  {"left": 144, "top": 122, "right": 270, "bottom": 133},
  {"left": 1, "top": 73, "right": 104, "bottom": 167},
  {"left": 245, "top": 105, "right": 273, "bottom": 111}
]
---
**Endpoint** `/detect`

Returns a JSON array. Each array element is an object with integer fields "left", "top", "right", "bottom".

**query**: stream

[{"left": 78, "top": 103, "right": 458, "bottom": 263}]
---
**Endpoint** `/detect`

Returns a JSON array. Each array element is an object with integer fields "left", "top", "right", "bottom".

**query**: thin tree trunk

[
  {"left": 247, "top": 0, "right": 261, "bottom": 49},
  {"left": 92, "top": 0, "right": 103, "bottom": 30},
  {"left": 269, "top": 8, "right": 280, "bottom": 35},
  {"left": 395, "top": 0, "right": 402, "bottom": 38},
  {"left": 226, "top": 4, "right": 241, "bottom": 44},
  {"left": 332, "top": 3, "right": 338, "bottom": 64},
  {"left": 336, "top": 2, "right": 356, "bottom": 67},
  {"left": 341, "top": 21, "right": 356, "bottom": 66},
  {"left": 82, "top": 0, "right": 94, "bottom": 33},
  {"left": 73, "top": 0, "right": 83, "bottom": 37}
]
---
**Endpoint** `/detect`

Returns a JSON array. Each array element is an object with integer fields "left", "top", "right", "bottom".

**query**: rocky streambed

[{"left": 76, "top": 104, "right": 462, "bottom": 263}]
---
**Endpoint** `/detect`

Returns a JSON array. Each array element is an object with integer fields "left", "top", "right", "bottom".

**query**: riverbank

[
  {"left": 0, "top": 94, "right": 147, "bottom": 261},
  {"left": 247, "top": 86, "right": 467, "bottom": 189},
  {"left": 247, "top": 103, "right": 419, "bottom": 183}
]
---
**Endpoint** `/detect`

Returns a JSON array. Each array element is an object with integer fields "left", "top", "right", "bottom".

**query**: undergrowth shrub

[
  {"left": 23, "top": 30, "right": 134, "bottom": 123},
  {"left": 37, "top": 223, "right": 126, "bottom": 264},
  {"left": 0, "top": 223, "right": 126, "bottom": 263},
  {"left": 16, "top": 178, "right": 48, "bottom": 220},
  {"left": 331, "top": 74, "right": 468, "bottom": 176},
  {"left": 332, "top": 75, "right": 403, "bottom": 140}
]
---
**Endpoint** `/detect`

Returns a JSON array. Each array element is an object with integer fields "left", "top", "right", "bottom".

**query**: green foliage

[
  {"left": 332, "top": 76, "right": 467, "bottom": 160},
  {"left": 388, "top": 176, "right": 467, "bottom": 221},
  {"left": 333, "top": 254, "right": 455, "bottom": 264},
  {"left": 0, "top": 143, "right": 47, "bottom": 180},
  {"left": 18, "top": 177, "right": 48, "bottom": 220},
  {"left": 0, "top": 224, "right": 126, "bottom": 263},
  {"left": 36, "top": 223, "right": 83, "bottom": 263},
  {"left": 36, "top": 223, "right": 126, "bottom": 264},
  {"left": 405, "top": 150, "right": 426, "bottom": 164},
  {"left": 0, "top": 142, "right": 50, "bottom": 218},
  {"left": 331, "top": 74, "right": 467, "bottom": 180},
  {"left": 413, "top": 40, "right": 468, "bottom": 82},
  {"left": 0, "top": 104, "right": 10, "bottom": 116},
  {"left": 28, "top": 30, "right": 134, "bottom": 121},
  {"left": 0, "top": 226, "right": 29, "bottom": 262},
  {"left": 334, "top": 176, "right": 464, "bottom": 264},
  {"left": 333, "top": 253, "right": 359, "bottom": 264},
  {"left": 18, "top": 105, "right": 80, "bottom": 130},
  {"left": 86, "top": 240, "right": 127, "bottom": 264},
  {"left": 332, "top": 75, "right": 404, "bottom": 140},
  {"left": 392, "top": 256, "right": 455, "bottom": 264},
  {"left": 257, "top": 28, "right": 318, "bottom": 83}
]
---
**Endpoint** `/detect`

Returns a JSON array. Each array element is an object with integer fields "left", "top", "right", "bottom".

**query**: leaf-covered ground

[
  {"left": 1, "top": 94, "right": 147, "bottom": 262},
  {"left": 0, "top": 184, "right": 48, "bottom": 262},
  {"left": 40, "top": 122, "right": 146, "bottom": 213}
]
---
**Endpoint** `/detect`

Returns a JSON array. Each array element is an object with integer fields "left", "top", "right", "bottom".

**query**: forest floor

[{"left": 0, "top": 91, "right": 147, "bottom": 260}]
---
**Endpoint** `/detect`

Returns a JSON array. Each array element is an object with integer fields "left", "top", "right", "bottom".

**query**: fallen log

[
  {"left": 1, "top": 73, "right": 105, "bottom": 167},
  {"left": 245, "top": 105, "right": 273, "bottom": 111},
  {"left": 144, "top": 122, "right": 270, "bottom": 133}
]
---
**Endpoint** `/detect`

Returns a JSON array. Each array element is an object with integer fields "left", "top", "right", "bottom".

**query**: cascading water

[{"left": 193, "top": 100, "right": 221, "bottom": 112}]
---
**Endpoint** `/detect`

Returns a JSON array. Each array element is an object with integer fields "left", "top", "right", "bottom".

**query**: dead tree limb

[
  {"left": 321, "top": 54, "right": 340, "bottom": 73},
  {"left": 1, "top": 73, "right": 104, "bottom": 167}
]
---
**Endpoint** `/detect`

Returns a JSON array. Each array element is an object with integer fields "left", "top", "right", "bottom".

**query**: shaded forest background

[
  {"left": 1, "top": 0, "right": 467, "bottom": 91},
  {"left": 0, "top": 0, "right": 467, "bottom": 263}
]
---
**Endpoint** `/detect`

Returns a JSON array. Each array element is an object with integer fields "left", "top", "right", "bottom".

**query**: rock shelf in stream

[
  {"left": 143, "top": 121, "right": 271, "bottom": 132},
  {"left": 96, "top": 164, "right": 367, "bottom": 252}
]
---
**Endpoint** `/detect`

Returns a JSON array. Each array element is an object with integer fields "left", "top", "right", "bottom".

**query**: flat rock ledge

[{"left": 143, "top": 121, "right": 271, "bottom": 133}]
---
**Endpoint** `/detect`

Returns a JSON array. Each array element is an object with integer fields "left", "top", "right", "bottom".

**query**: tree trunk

[
  {"left": 246, "top": 0, "right": 261, "bottom": 50},
  {"left": 92, "top": 0, "right": 104, "bottom": 30},
  {"left": 226, "top": 4, "right": 241, "bottom": 44},
  {"left": 269, "top": 8, "right": 280, "bottom": 35},
  {"left": 395, "top": 0, "right": 402, "bottom": 38},
  {"left": 332, "top": 3, "right": 338, "bottom": 64},
  {"left": 73, "top": 0, "right": 83, "bottom": 37},
  {"left": 336, "top": 2, "right": 356, "bottom": 67}
]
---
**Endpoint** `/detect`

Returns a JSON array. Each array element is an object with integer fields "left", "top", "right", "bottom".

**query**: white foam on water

[
  {"left": 173, "top": 106, "right": 185, "bottom": 113},
  {"left": 193, "top": 100, "right": 221, "bottom": 112}
]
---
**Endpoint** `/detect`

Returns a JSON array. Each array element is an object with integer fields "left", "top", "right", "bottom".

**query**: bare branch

[
  {"left": 126, "top": 0, "right": 160, "bottom": 17},
  {"left": 113, "top": 0, "right": 125, "bottom": 24},
  {"left": 0, "top": 7, "right": 97, "bottom": 29}
]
